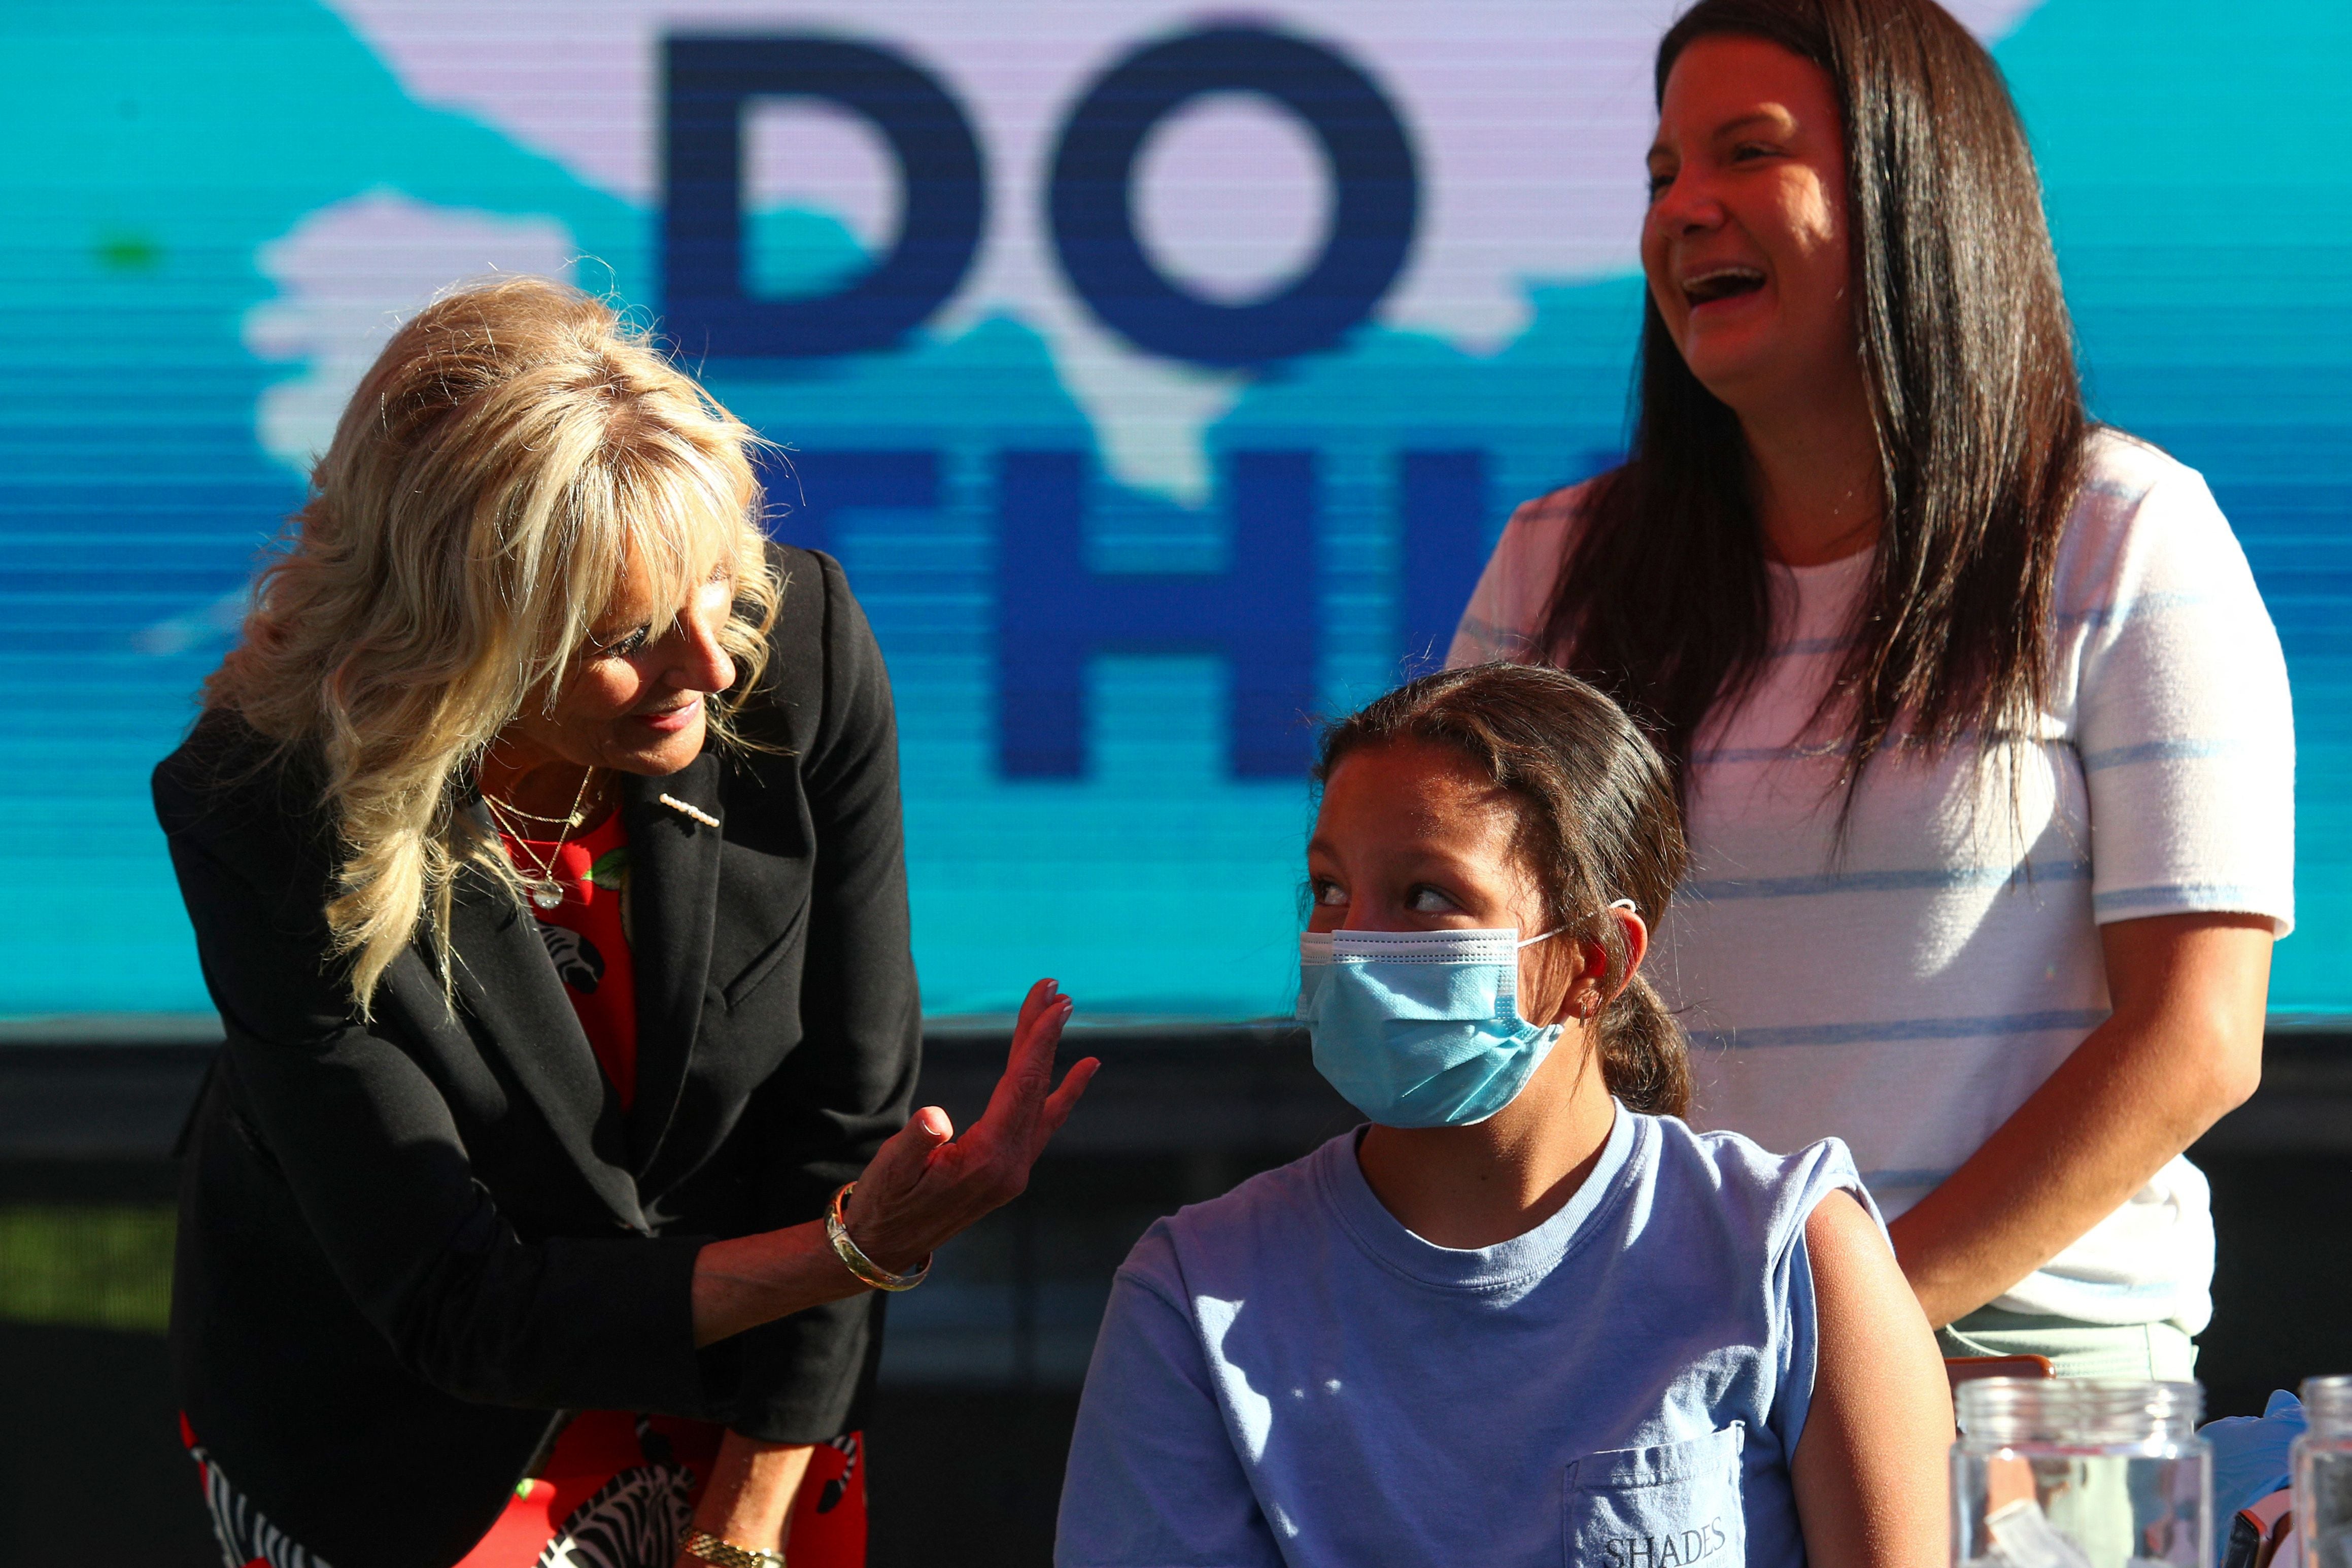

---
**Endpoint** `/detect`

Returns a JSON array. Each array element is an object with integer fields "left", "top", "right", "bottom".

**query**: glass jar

[
  {"left": 2296, "top": 1375, "right": 2352, "bottom": 1568},
  {"left": 1954, "top": 1378, "right": 2212, "bottom": 1568}
]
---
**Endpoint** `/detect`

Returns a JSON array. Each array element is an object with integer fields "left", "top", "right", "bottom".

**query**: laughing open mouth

[{"left": 1682, "top": 265, "right": 1766, "bottom": 305}]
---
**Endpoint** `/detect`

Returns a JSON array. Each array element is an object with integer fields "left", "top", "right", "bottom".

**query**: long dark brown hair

[
  {"left": 1315, "top": 663, "right": 1693, "bottom": 1118},
  {"left": 1541, "top": 0, "right": 2087, "bottom": 798}
]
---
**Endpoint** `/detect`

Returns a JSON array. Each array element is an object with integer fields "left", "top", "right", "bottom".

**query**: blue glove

[{"left": 2203, "top": 1388, "right": 2305, "bottom": 1561}]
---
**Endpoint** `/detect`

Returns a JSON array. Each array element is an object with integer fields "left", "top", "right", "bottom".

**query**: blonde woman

[{"left": 154, "top": 277, "right": 1096, "bottom": 1568}]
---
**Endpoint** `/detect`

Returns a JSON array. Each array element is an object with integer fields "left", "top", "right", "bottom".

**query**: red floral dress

[{"left": 183, "top": 811, "right": 868, "bottom": 1568}]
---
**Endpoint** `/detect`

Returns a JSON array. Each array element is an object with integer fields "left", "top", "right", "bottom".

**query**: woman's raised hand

[
  {"left": 842, "top": 978, "right": 1099, "bottom": 1273},
  {"left": 688, "top": 982, "right": 1096, "bottom": 1345}
]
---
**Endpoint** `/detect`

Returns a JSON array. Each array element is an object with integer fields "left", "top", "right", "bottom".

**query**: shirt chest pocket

[{"left": 1564, "top": 1423, "right": 1745, "bottom": 1568}]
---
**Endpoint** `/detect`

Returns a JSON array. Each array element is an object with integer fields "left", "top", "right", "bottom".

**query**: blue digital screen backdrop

[{"left": 3, "top": 0, "right": 2344, "bottom": 1022}]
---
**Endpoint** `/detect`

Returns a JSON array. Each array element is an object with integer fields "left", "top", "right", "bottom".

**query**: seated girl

[{"left": 1056, "top": 663, "right": 1951, "bottom": 1567}]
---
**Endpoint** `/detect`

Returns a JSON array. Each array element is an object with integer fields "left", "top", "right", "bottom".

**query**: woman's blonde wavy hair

[{"left": 204, "top": 275, "right": 782, "bottom": 1012}]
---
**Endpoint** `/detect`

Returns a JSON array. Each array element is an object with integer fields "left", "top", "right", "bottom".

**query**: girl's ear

[
  {"left": 1527, "top": 932, "right": 1610, "bottom": 1027},
  {"left": 1612, "top": 909, "right": 1651, "bottom": 993},
  {"left": 1573, "top": 935, "right": 1613, "bottom": 1019},
  {"left": 1559, "top": 911, "right": 1652, "bottom": 1022}
]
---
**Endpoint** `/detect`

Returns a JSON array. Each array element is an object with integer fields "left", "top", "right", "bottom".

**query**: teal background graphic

[{"left": 0, "top": 0, "right": 2343, "bottom": 1020}]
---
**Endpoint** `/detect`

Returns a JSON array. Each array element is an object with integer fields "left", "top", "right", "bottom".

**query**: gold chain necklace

[{"left": 485, "top": 768, "right": 597, "bottom": 911}]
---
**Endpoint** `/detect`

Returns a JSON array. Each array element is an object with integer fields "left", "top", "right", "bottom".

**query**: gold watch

[{"left": 684, "top": 1529, "right": 785, "bottom": 1568}]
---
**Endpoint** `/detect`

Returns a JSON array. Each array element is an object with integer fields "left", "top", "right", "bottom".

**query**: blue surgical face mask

[{"left": 1296, "top": 926, "right": 1564, "bottom": 1129}]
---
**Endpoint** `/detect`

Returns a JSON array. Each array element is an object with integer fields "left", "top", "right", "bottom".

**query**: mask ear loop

[{"left": 1520, "top": 900, "right": 1637, "bottom": 949}]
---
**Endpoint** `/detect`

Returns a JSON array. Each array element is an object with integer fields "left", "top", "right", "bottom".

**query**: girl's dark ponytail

[
  {"left": 1597, "top": 973, "right": 1689, "bottom": 1118},
  {"left": 1316, "top": 662, "right": 1693, "bottom": 1119}
]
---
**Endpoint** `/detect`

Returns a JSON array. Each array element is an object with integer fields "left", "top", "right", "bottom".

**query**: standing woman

[
  {"left": 156, "top": 277, "right": 1096, "bottom": 1568},
  {"left": 1452, "top": 0, "right": 2292, "bottom": 1375}
]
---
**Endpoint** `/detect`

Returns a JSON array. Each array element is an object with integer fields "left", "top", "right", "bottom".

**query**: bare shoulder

[
  {"left": 1802, "top": 1186, "right": 1884, "bottom": 1259},
  {"left": 1801, "top": 1187, "right": 1924, "bottom": 1320},
  {"left": 1800, "top": 1183, "right": 1947, "bottom": 1424},
  {"left": 1791, "top": 1187, "right": 1951, "bottom": 1568}
]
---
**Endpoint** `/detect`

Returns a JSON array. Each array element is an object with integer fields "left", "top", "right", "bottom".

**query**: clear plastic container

[
  {"left": 2295, "top": 1375, "right": 2352, "bottom": 1568},
  {"left": 1954, "top": 1378, "right": 2212, "bottom": 1568}
]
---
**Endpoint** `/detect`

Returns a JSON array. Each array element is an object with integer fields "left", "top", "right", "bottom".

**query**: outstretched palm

[{"left": 844, "top": 978, "right": 1098, "bottom": 1272}]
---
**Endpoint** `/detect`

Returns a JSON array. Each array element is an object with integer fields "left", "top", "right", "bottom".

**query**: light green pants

[{"left": 1937, "top": 1305, "right": 2199, "bottom": 1380}]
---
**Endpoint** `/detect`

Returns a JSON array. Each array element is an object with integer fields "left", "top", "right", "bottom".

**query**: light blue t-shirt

[{"left": 1056, "top": 1107, "right": 1868, "bottom": 1567}]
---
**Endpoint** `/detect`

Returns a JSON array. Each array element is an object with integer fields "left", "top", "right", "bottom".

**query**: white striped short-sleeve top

[{"left": 1449, "top": 429, "right": 2295, "bottom": 1331}]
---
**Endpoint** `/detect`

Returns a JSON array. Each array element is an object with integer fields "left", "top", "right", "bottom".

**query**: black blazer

[{"left": 153, "top": 548, "right": 919, "bottom": 1568}]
